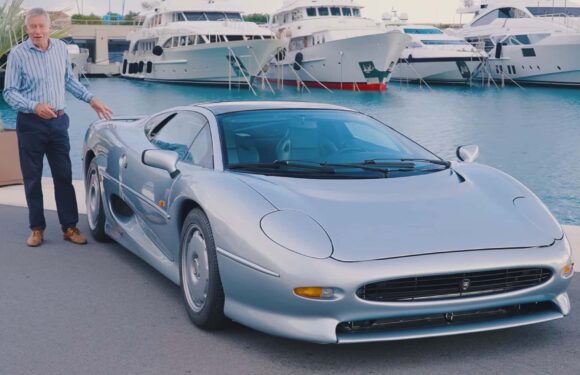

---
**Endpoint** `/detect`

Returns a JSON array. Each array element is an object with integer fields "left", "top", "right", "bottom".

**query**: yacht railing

[
  {"left": 227, "top": 47, "right": 257, "bottom": 96},
  {"left": 398, "top": 56, "right": 432, "bottom": 90},
  {"left": 535, "top": 13, "right": 580, "bottom": 30},
  {"left": 246, "top": 46, "right": 276, "bottom": 94},
  {"left": 289, "top": 67, "right": 311, "bottom": 93},
  {"left": 291, "top": 61, "right": 333, "bottom": 93}
]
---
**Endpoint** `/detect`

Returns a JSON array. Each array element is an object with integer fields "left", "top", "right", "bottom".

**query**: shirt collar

[{"left": 26, "top": 37, "right": 53, "bottom": 52}]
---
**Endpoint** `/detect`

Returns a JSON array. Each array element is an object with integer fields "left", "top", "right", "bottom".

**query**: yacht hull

[
  {"left": 121, "top": 39, "right": 282, "bottom": 86},
  {"left": 267, "top": 31, "right": 408, "bottom": 91},
  {"left": 483, "top": 41, "right": 580, "bottom": 86},
  {"left": 393, "top": 57, "right": 483, "bottom": 84}
]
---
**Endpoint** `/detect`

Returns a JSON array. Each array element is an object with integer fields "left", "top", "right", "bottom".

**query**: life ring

[{"left": 152, "top": 45, "right": 163, "bottom": 56}]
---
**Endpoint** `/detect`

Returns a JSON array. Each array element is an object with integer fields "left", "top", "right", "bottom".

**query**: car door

[{"left": 121, "top": 110, "right": 209, "bottom": 260}]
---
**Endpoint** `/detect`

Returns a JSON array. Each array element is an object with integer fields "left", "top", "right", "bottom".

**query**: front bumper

[{"left": 217, "top": 237, "right": 573, "bottom": 344}]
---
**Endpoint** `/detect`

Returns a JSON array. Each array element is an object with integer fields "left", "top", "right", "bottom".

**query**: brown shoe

[
  {"left": 27, "top": 229, "right": 44, "bottom": 247},
  {"left": 63, "top": 227, "right": 88, "bottom": 245}
]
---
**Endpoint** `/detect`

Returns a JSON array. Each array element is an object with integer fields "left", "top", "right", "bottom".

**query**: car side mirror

[
  {"left": 456, "top": 144, "right": 480, "bottom": 163},
  {"left": 142, "top": 149, "right": 180, "bottom": 178}
]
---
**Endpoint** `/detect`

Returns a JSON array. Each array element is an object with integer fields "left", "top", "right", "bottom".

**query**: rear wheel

[
  {"left": 180, "top": 208, "right": 227, "bottom": 329},
  {"left": 85, "top": 158, "right": 109, "bottom": 242}
]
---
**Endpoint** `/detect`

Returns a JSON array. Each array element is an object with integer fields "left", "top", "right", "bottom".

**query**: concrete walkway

[
  {"left": 1, "top": 178, "right": 578, "bottom": 256},
  {"left": 0, "top": 178, "right": 87, "bottom": 214},
  {"left": 0, "top": 204, "right": 579, "bottom": 375}
]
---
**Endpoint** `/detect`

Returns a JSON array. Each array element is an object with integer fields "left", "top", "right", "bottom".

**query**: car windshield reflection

[{"left": 218, "top": 109, "right": 446, "bottom": 178}]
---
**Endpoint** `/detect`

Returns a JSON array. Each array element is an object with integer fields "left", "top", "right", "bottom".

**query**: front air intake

[{"left": 357, "top": 268, "right": 552, "bottom": 302}]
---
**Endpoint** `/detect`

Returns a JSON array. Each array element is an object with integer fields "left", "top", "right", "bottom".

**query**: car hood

[{"left": 233, "top": 164, "right": 562, "bottom": 262}]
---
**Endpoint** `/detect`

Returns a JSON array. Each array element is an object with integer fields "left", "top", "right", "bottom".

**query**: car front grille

[{"left": 357, "top": 268, "right": 552, "bottom": 302}]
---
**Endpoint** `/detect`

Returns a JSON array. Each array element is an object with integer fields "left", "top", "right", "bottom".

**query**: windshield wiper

[
  {"left": 229, "top": 160, "right": 391, "bottom": 177},
  {"left": 279, "top": 160, "right": 394, "bottom": 176},
  {"left": 364, "top": 158, "right": 451, "bottom": 168},
  {"left": 229, "top": 161, "right": 334, "bottom": 172}
]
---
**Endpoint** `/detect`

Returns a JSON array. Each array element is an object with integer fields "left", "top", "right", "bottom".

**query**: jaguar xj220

[{"left": 82, "top": 101, "right": 573, "bottom": 343}]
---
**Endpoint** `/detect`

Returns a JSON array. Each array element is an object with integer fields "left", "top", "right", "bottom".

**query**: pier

[{"left": 66, "top": 23, "right": 134, "bottom": 75}]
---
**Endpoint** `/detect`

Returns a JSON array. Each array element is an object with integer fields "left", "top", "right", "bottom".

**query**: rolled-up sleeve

[
  {"left": 64, "top": 51, "right": 93, "bottom": 103},
  {"left": 2, "top": 50, "right": 38, "bottom": 113}
]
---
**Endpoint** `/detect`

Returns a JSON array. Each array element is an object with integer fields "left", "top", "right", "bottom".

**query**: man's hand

[
  {"left": 90, "top": 97, "right": 113, "bottom": 121},
  {"left": 34, "top": 103, "right": 57, "bottom": 120}
]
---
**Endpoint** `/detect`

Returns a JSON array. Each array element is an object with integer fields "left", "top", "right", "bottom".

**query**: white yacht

[
  {"left": 121, "top": 0, "right": 283, "bottom": 86},
  {"left": 267, "top": 0, "right": 410, "bottom": 91},
  {"left": 451, "top": 0, "right": 580, "bottom": 86},
  {"left": 383, "top": 11, "right": 483, "bottom": 84}
]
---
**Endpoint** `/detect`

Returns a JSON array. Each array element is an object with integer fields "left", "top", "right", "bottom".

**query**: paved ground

[{"left": 1, "top": 205, "right": 579, "bottom": 375}]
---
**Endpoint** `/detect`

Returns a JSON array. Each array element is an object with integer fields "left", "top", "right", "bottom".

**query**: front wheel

[
  {"left": 85, "top": 158, "right": 109, "bottom": 242},
  {"left": 180, "top": 208, "right": 227, "bottom": 329}
]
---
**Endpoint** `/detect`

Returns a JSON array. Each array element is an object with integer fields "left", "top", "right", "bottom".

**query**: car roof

[{"left": 194, "top": 101, "right": 356, "bottom": 115}]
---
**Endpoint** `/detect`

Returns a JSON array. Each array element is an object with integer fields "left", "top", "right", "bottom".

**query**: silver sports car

[{"left": 82, "top": 101, "right": 573, "bottom": 344}]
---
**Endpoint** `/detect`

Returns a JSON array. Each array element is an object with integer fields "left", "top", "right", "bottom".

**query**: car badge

[{"left": 460, "top": 278, "right": 471, "bottom": 291}]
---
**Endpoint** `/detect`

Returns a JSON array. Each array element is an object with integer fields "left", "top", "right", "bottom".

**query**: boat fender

[
  {"left": 122, "top": 59, "right": 128, "bottom": 74},
  {"left": 407, "top": 54, "right": 413, "bottom": 63},
  {"left": 152, "top": 45, "right": 163, "bottom": 56},
  {"left": 495, "top": 42, "right": 503, "bottom": 59},
  {"left": 138, "top": 61, "right": 144, "bottom": 73},
  {"left": 293, "top": 52, "right": 304, "bottom": 71},
  {"left": 146, "top": 61, "right": 153, "bottom": 73}
]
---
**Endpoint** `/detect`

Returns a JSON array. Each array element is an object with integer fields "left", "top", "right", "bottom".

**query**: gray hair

[{"left": 25, "top": 8, "right": 51, "bottom": 26}]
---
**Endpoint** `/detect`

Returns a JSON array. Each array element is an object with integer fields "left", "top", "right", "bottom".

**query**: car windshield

[{"left": 218, "top": 109, "right": 446, "bottom": 179}]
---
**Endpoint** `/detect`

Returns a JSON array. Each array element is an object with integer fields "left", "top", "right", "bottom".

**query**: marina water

[{"left": 1, "top": 78, "right": 579, "bottom": 225}]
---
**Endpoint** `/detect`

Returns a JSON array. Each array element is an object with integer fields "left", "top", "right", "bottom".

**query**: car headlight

[
  {"left": 562, "top": 235, "right": 574, "bottom": 279},
  {"left": 513, "top": 196, "right": 563, "bottom": 239},
  {"left": 260, "top": 210, "right": 333, "bottom": 259}
]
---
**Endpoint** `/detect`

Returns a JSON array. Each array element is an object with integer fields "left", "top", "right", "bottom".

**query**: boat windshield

[
  {"left": 404, "top": 28, "right": 443, "bottom": 34},
  {"left": 218, "top": 109, "right": 444, "bottom": 179},
  {"left": 471, "top": 7, "right": 530, "bottom": 27},
  {"left": 183, "top": 12, "right": 243, "bottom": 21},
  {"left": 421, "top": 40, "right": 469, "bottom": 45},
  {"left": 527, "top": 7, "right": 580, "bottom": 17}
]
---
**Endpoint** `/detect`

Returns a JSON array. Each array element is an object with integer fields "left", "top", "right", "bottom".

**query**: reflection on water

[{"left": 1, "top": 78, "right": 579, "bottom": 225}]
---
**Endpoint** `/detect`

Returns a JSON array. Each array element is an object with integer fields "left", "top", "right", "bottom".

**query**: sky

[{"left": 19, "top": 0, "right": 472, "bottom": 24}]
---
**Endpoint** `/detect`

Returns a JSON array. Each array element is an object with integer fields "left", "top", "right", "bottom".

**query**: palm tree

[{"left": 0, "top": 0, "right": 25, "bottom": 70}]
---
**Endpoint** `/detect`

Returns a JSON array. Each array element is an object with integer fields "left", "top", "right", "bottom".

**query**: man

[{"left": 3, "top": 8, "right": 113, "bottom": 247}]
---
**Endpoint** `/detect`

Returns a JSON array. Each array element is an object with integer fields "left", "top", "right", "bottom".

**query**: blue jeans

[{"left": 16, "top": 112, "right": 78, "bottom": 231}]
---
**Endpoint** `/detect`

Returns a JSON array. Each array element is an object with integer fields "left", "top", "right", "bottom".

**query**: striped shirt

[{"left": 3, "top": 37, "right": 93, "bottom": 114}]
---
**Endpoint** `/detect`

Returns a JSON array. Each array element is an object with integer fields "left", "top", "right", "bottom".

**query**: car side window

[
  {"left": 144, "top": 112, "right": 177, "bottom": 140},
  {"left": 188, "top": 124, "right": 213, "bottom": 169},
  {"left": 149, "top": 111, "right": 208, "bottom": 161}
]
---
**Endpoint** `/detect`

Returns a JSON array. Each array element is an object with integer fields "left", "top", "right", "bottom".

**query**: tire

[
  {"left": 180, "top": 208, "right": 227, "bottom": 330},
  {"left": 85, "top": 158, "right": 110, "bottom": 242}
]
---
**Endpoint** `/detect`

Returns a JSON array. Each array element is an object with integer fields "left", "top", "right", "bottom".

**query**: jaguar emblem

[{"left": 460, "top": 278, "right": 471, "bottom": 291}]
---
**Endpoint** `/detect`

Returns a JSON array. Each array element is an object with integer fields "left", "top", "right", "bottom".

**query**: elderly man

[{"left": 3, "top": 8, "right": 112, "bottom": 247}]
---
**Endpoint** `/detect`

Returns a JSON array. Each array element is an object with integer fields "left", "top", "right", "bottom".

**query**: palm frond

[{"left": 0, "top": 0, "right": 25, "bottom": 64}]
